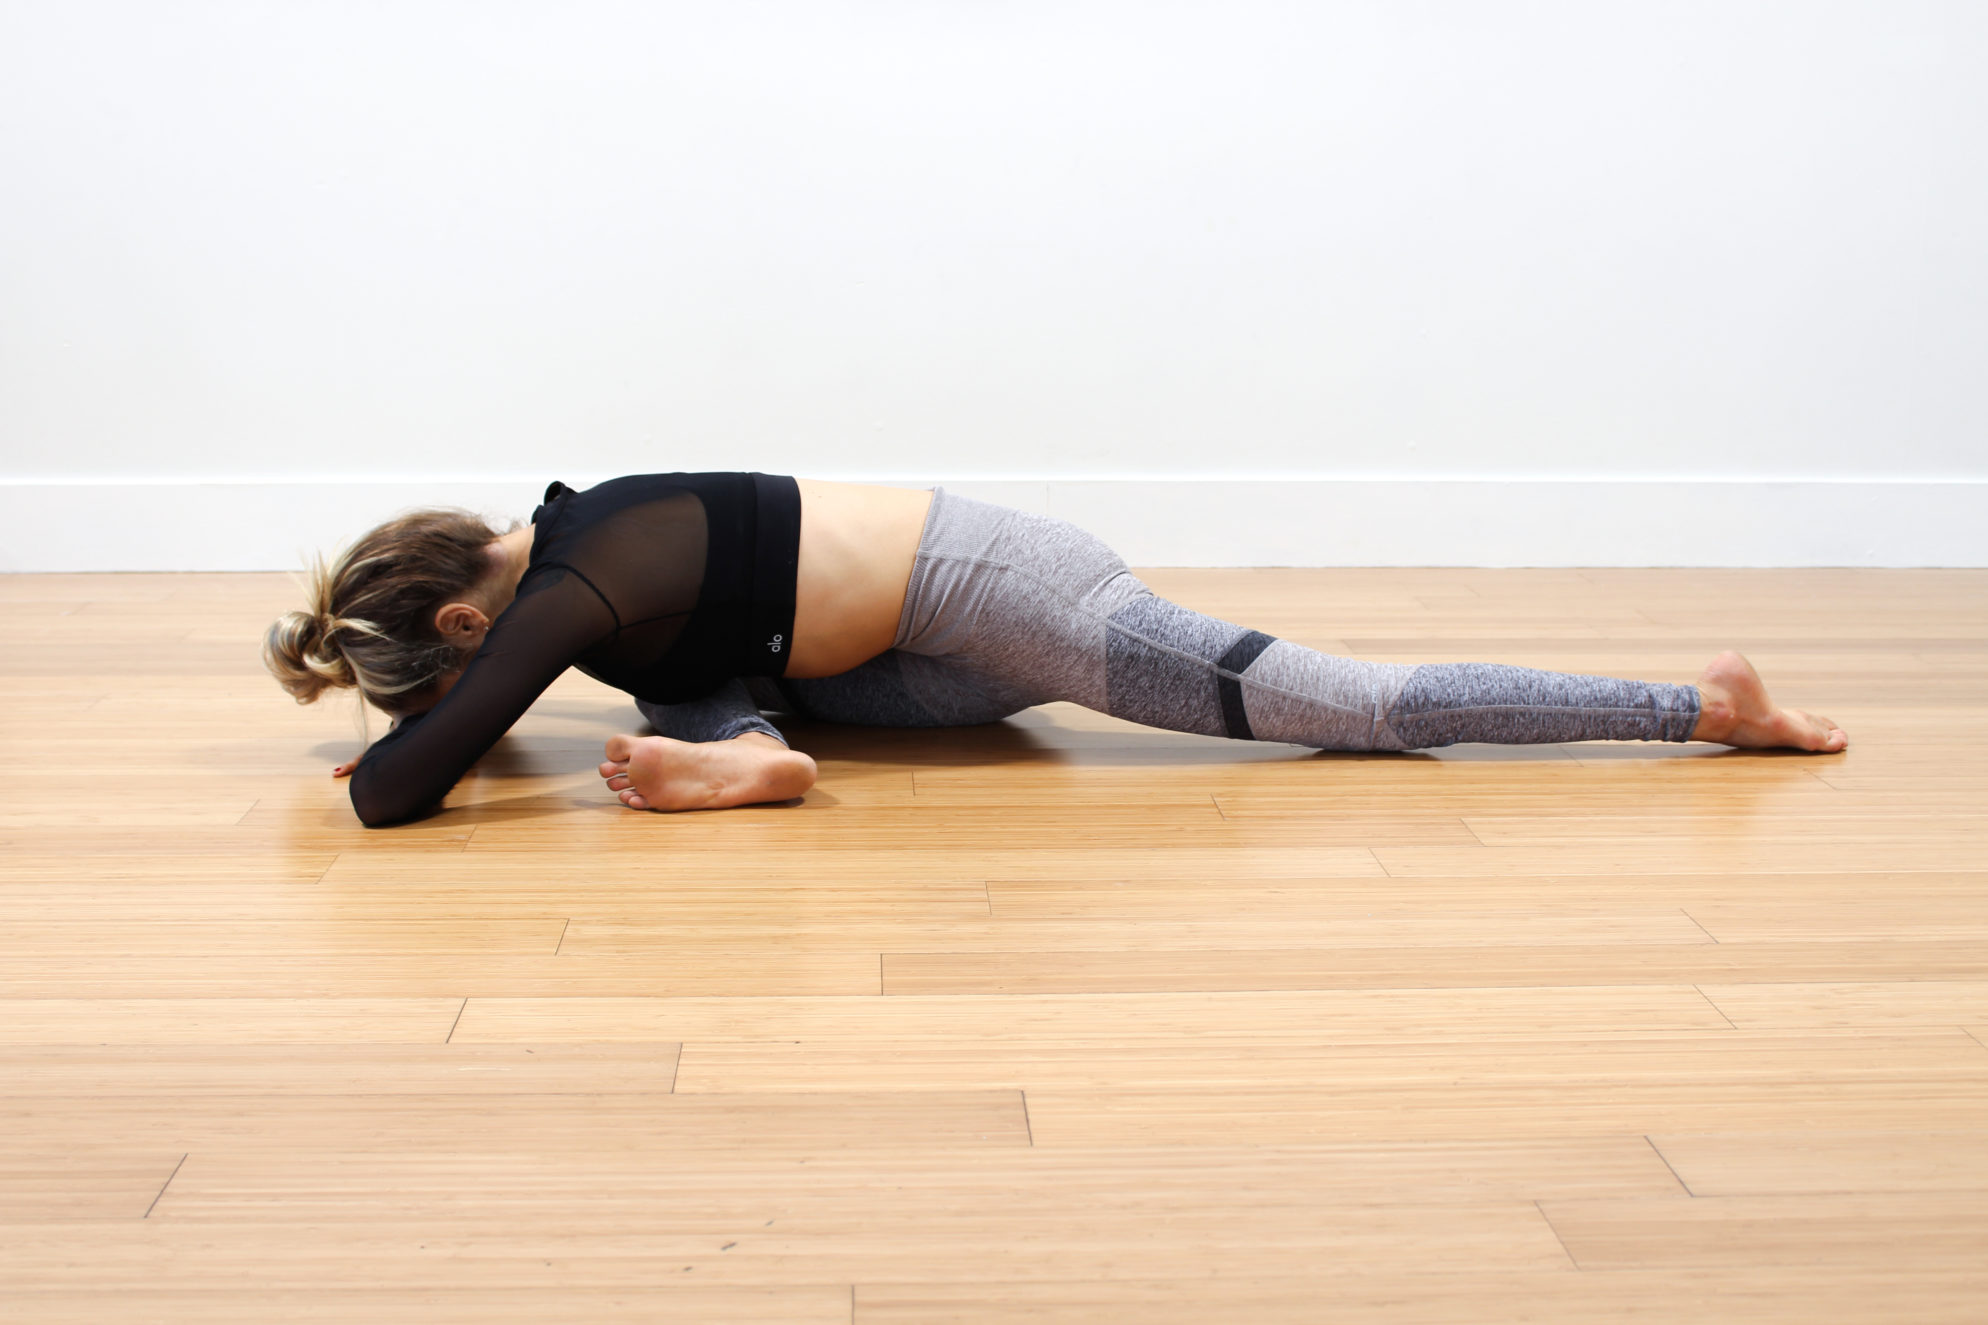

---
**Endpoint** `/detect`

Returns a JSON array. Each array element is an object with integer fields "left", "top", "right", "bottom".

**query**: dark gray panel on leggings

[{"left": 1102, "top": 596, "right": 1245, "bottom": 739}]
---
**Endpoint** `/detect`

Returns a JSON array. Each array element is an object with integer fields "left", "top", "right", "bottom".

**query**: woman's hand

[{"left": 335, "top": 712, "right": 407, "bottom": 777}]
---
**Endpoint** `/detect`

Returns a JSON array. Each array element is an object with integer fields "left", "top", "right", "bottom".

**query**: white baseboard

[{"left": 0, "top": 477, "right": 1980, "bottom": 571}]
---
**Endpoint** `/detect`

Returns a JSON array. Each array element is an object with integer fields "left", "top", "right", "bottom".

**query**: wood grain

[
  {"left": 1649, "top": 1129, "right": 1988, "bottom": 1196},
  {"left": 5, "top": 565, "right": 1985, "bottom": 1320},
  {"left": 1539, "top": 1192, "right": 1988, "bottom": 1270}
]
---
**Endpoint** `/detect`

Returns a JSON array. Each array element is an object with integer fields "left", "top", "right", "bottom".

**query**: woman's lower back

[{"left": 787, "top": 479, "right": 935, "bottom": 677}]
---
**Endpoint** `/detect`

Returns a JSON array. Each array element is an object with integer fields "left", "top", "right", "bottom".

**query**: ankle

[{"left": 1691, "top": 690, "right": 1737, "bottom": 743}]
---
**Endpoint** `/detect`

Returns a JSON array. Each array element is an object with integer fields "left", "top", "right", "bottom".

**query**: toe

[{"left": 1793, "top": 709, "right": 1845, "bottom": 752}]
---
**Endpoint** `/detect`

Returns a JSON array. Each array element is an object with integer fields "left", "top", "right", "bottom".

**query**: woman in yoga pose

[{"left": 264, "top": 474, "right": 1848, "bottom": 827}]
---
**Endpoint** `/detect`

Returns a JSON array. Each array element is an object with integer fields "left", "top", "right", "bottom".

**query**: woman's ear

[{"left": 432, "top": 601, "right": 492, "bottom": 641}]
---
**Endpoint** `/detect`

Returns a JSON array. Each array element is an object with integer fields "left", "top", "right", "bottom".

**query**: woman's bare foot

[
  {"left": 1692, "top": 651, "right": 1848, "bottom": 752},
  {"left": 599, "top": 731, "right": 817, "bottom": 811}
]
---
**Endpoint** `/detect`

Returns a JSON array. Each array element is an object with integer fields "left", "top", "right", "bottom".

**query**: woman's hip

[{"left": 889, "top": 492, "right": 1151, "bottom": 710}]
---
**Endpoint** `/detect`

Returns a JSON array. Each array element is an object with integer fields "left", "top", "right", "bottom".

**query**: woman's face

[{"left": 385, "top": 668, "right": 462, "bottom": 730}]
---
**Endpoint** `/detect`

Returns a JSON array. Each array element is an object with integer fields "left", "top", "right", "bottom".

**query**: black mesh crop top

[{"left": 347, "top": 472, "right": 802, "bottom": 827}]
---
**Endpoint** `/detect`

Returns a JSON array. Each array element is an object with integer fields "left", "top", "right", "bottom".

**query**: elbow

[
  {"left": 350, "top": 793, "right": 404, "bottom": 830},
  {"left": 348, "top": 777, "right": 436, "bottom": 829}
]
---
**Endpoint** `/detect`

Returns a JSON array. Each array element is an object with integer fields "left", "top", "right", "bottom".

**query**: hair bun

[{"left": 262, "top": 606, "right": 355, "bottom": 704}]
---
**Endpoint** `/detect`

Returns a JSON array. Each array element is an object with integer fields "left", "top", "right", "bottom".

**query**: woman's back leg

[{"left": 893, "top": 494, "right": 1702, "bottom": 750}]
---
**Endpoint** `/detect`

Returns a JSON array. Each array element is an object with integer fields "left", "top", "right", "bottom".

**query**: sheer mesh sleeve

[{"left": 348, "top": 566, "right": 618, "bottom": 827}]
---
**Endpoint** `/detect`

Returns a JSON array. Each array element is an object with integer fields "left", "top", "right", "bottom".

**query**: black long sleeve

[
  {"left": 347, "top": 564, "right": 617, "bottom": 827},
  {"left": 342, "top": 473, "right": 798, "bottom": 827}
]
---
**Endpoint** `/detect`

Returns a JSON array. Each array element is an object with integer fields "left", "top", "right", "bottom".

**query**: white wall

[{"left": 2, "top": 1, "right": 1983, "bottom": 568}]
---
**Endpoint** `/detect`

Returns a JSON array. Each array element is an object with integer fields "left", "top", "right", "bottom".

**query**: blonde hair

[{"left": 263, "top": 509, "right": 510, "bottom": 716}]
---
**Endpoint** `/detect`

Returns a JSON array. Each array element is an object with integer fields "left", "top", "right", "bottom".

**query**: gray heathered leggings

[{"left": 636, "top": 491, "right": 1700, "bottom": 751}]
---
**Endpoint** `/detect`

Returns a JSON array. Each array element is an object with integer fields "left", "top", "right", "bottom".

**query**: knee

[{"left": 1235, "top": 645, "right": 1415, "bottom": 751}]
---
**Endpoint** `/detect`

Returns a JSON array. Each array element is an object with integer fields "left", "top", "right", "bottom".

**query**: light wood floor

[{"left": 2, "top": 567, "right": 1985, "bottom": 1323}]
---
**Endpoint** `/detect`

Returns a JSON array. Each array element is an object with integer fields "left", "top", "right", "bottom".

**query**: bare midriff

[{"left": 784, "top": 479, "right": 935, "bottom": 678}]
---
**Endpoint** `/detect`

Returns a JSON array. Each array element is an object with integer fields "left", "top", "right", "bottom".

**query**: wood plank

[
  {"left": 0, "top": 825, "right": 474, "bottom": 855},
  {"left": 0, "top": 920, "right": 567, "bottom": 957},
  {"left": 0, "top": 854, "right": 338, "bottom": 888},
  {"left": 458, "top": 803, "right": 1423, "bottom": 853},
  {"left": 0, "top": 879, "right": 992, "bottom": 923},
  {"left": 137, "top": 1139, "right": 1680, "bottom": 1216},
  {"left": 0, "top": 952, "right": 883, "bottom": 998},
  {"left": 324, "top": 845, "right": 1390, "bottom": 886},
  {"left": 0, "top": 998, "right": 464, "bottom": 1045},
  {"left": 1540, "top": 1192, "right": 1988, "bottom": 1270},
  {"left": 1688, "top": 900, "right": 1988, "bottom": 942},
  {"left": 0, "top": 1092, "right": 1029, "bottom": 1155},
  {"left": 1651, "top": 1129, "right": 1988, "bottom": 1196},
  {"left": 673, "top": 1032, "right": 1988, "bottom": 1137},
  {"left": 0, "top": 797, "right": 260, "bottom": 828},
  {"left": 1022, "top": 1080, "right": 1988, "bottom": 1146},
  {"left": 0, "top": 1044, "right": 681, "bottom": 1098},
  {"left": 1700, "top": 981, "right": 1988, "bottom": 1029},
  {"left": 0, "top": 572, "right": 269, "bottom": 602},
  {"left": 984, "top": 871, "right": 1988, "bottom": 909},
  {"left": 854, "top": 1269, "right": 1988, "bottom": 1325},
  {"left": 579, "top": 909, "right": 1716, "bottom": 955},
  {"left": 14, "top": 867, "right": 1932, "bottom": 927},
  {"left": 0, "top": 1203, "right": 1568, "bottom": 1288},
  {"left": 0, "top": 1150, "right": 183, "bottom": 1221},
  {"left": 1207, "top": 768, "right": 1845, "bottom": 819},
  {"left": 880, "top": 941, "right": 1988, "bottom": 995},
  {"left": 455, "top": 987, "right": 1734, "bottom": 1046},
  {"left": 0, "top": 1289, "right": 851, "bottom": 1325},
  {"left": 1463, "top": 814, "right": 1987, "bottom": 848},
  {"left": 1373, "top": 841, "right": 1988, "bottom": 877}
]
